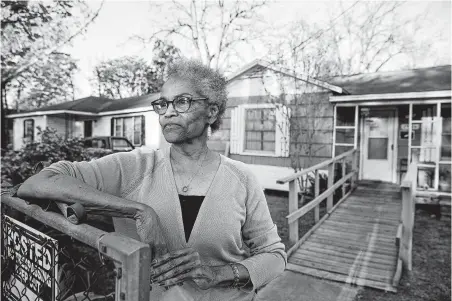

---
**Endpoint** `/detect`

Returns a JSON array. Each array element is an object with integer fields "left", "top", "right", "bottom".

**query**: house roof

[
  {"left": 31, "top": 96, "right": 114, "bottom": 113},
  {"left": 327, "top": 65, "right": 451, "bottom": 95},
  {"left": 7, "top": 94, "right": 160, "bottom": 118},
  {"left": 99, "top": 93, "right": 159, "bottom": 112},
  {"left": 227, "top": 59, "right": 345, "bottom": 94}
]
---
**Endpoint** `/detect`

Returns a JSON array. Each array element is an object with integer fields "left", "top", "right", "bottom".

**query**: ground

[
  {"left": 353, "top": 208, "right": 451, "bottom": 301},
  {"left": 265, "top": 191, "right": 451, "bottom": 301}
]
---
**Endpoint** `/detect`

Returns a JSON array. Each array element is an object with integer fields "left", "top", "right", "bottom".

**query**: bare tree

[{"left": 136, "top": 0, "right": 267, "bottom": 70}]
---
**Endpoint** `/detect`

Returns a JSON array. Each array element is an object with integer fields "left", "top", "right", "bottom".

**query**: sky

[{"left": 65, "top": 0, "right": 451, "bottom": 98}]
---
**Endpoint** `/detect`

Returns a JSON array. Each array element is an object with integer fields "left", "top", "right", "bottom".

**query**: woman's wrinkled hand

[
  {"left": 135, "top": 206, "right": 168, "bottom": 261},
  {"left": 151, "top": 248, "right": 217, "bottom": 290}
]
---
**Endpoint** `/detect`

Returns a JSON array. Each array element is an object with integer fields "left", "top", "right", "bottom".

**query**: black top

[{"left": 178, "top": 194, "right": 205, "bottom": 242}]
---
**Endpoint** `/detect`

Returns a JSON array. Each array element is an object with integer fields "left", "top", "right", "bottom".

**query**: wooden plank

[
  {"left": 333, "top": 208, "right": 401, "bottom": 219},
  {"left": 339, "top": 203, "right": 401, "bottom": 211},
  {"left": 301, "top": 241, "right": 396, "bottom": 260},
  {"left": 327, "top": 216, "right": 399, "bottom": 227},
  {"left": 392, "top": 258, "right": 403, "bottom": 287},
  {"left": 286, "top": 263, "right": 397, "bottom": 292},
  {"left": 331, "top": 212, "right": 400, "bottom": 223},
  {"left": 311, "top": 232, "right": 396, "bottom": 250},
  {"left": 327, "top": 162, "right": 335, "bottom": 210},
  {"left": 319, "top": 224, "right": 397, "bottom": 239},
  {"left": 314, "top": 169, "right": 320, "bottom": 223},
  {"left": 288, "top": 257, "right": 392, "bottom": 284},
  {"left": 395, "top": 223, "right": 402, "bottom": 248},
  {"left": 291, "top": 252, "right": 395, "bottom": 274},
  {"left": 315, "top": 228, "right": 396, "bottom": 244},
  {"left": 288, "top": 180, "right": 299, "bottom": 246},
  {"left": 293, "top": 249, "right": 396, "bottom": 270},
  {"left": 321, "top": 219, "right": 398, "bottom": 230},
  {"left": 308, "top": 236, "right": 397, "bottom": 255}
]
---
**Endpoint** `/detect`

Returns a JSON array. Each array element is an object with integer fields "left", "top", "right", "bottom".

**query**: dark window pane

[
  {"left": 245, "top": 108, "right": 275, "bottom": 151},
  {"left": 335, "top": 145, "right": 353, "bottom": 156},
  {"left": 417, "top": 166, "right": 435, "bottom": 190},
  {"left": 336, "top": 107, "right": 355, "bottom": 126},
  {"left": 412, "top": 104, "right": 437, "bottom": 120},
  {"left": 439, "top": 164, "right": 451, "bottom": 192},
  {"left": 368, "top": 138, "right": 388, "bottom": 160},
  {"left": 335, "top": 129, "right": 355, "bottom": 144}
]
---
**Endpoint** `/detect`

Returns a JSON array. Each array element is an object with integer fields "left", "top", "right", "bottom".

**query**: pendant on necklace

[{"left": 182, "top": 186, "right": 189, "bottom": 193}]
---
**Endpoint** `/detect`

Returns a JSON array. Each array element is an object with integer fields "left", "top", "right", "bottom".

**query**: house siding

[
  {"left": 13, "top": 116, "right": 46, "bottom": 150},
  {"left": 93, "top": 111, "right": 164, "bottom": 150},
  {"left": 47, "top": 116, "right": 67, "bottom": 136},
  {"left": 211, "top": 69, "right": 335, "bottom": 169}
]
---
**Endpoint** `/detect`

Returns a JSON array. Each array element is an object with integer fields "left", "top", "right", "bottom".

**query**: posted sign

[{"left": 2, "top": 216, "right": 59, "bottom": 301}]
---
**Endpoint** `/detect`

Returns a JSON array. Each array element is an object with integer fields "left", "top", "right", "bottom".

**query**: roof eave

[{"left": 227, "top": 59, "right": 345, "bottom": 94}]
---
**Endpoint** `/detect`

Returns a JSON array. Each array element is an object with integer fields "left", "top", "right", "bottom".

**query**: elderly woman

[{"left": 17, "top": 60, "right": 286, "bottom": 300}]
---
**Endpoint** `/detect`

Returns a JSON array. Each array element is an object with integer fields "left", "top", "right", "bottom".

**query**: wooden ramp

[{"left": 287, "top": 181, "right": 402, "bottom": 292}]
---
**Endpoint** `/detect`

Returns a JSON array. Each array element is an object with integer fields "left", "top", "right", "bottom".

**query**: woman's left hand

[{"left": 151, "top": 248, "right": 217, "bottom": 290}]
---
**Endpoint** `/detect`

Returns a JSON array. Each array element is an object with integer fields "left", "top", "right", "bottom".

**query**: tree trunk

[{"left": 1, "top": 83, "right": 10, "bottom": 149}]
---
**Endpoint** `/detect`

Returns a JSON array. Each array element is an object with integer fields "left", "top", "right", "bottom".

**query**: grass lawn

[{"left": 264, "top": 191, "right": 451, "bottom": 301}]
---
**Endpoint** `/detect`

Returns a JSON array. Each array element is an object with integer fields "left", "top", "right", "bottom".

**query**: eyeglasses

[{"left": 151, "top": 95, "right": 209, "bottom": 115}]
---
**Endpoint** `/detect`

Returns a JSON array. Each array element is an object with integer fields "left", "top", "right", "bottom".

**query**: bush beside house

[{"left": 1, "top": 127, "right": 113, "bottom": 186}]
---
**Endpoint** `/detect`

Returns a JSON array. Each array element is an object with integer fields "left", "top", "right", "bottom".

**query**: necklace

[{"left": 171, "top": 147, "right": 208, "bottom": 193}]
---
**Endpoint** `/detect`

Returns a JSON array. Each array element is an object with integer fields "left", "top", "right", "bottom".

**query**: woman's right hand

[{"left": 135, "top": 206, "right": 169, "bottom": 260}]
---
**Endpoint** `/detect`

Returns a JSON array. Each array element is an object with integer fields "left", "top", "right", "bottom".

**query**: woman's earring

[{"left": 207, "top": 124, "right": 212, "bottom": 138}]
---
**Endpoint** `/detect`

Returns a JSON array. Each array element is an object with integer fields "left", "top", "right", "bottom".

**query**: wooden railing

[
  {"left": 277, "top": 148, "right": 359, "bottom": 256},
  {"left": 393, "top": 159, "right": 418, "bottom": 286}
]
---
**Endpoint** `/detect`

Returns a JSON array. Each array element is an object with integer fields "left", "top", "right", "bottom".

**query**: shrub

[{"left": 1, "top": 127, "right": 113, "bottom": 185}]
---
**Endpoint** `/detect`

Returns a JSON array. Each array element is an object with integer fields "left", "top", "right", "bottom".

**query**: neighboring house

[
  {"left": 7, "top": 94, "right": 167, "bottom": 151},
  {"left": 6, "top": 61, "right": 451, "bottom": 192}
]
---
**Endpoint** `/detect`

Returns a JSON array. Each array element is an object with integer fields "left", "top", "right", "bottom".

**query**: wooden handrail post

[
  {"left": 288, "top": 179, "right": 299, "bottom": 246},
  {"left": 351, "top": 150, "right": 358, "bottom": 189},
  {"left": 341, "top": 158, "right": 347, "bottom": 197},
  {"left": 400, "top": 184, "right": 414, "bottom": 271},
  {"left": 327, "top": 162, "right": 334, "bottom": 210},
  {"left": 314, "top": 170, "right": 320, "bottom": 223}
]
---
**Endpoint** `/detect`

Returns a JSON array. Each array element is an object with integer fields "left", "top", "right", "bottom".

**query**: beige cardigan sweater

[{"left": 44, "top": 147, "right": 287, "bottom": 301}]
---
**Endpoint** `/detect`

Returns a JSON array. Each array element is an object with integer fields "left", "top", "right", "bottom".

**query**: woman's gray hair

[{"left": 166, "top": 59, "right": 228, "bottom": 132}]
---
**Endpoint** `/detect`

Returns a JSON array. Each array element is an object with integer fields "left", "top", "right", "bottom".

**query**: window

[
  {"left": 23, "top": 119, "right": 34, "bottom": 143},
  {"left": 334, "top": 106, "right": 357, "bottom": 156},
  {"left": 112, "top": 116, "right": 144, "bottom": 146},
  {"left": 441, "top": 103, "right": 451, "bottom": 162},
  {"left": 245, "top": 108, "right": 276, "bottom": 152},
  {"left": 230, "top": 104, "right": 290, "bottom": 157}
]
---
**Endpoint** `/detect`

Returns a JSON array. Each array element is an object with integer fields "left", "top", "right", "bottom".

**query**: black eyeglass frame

[{"left": 151, "top": 95, "right": 209, "bottom": 115}]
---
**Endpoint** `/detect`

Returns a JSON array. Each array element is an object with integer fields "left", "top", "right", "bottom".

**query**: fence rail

[
  {"left": 277, "top": 148, "right": 359, "bottom": 255},
  {"left": 1, "top": 193, "right": 150, "bottom": 301}
]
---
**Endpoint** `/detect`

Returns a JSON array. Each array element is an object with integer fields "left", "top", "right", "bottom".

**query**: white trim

[
  {"left": 98, "top": 107, "right": 153, "bottom": 116},
  {"left": 6, "top": 107, "right": 154, "bottom": 119},
  {"left": 6, "top": 110, "right": 98, "bottom": 118},
  {"left": 227, "top": 59, "right": 344, "bottom": 94},
  {"left": 335, "top": 126, "right": 355, "bottom": 129},
  {"left": 330, "top": 90, "right": 451, "bottom": 102},
  {"left": 335, "top": 143, "right": 354, "bottom": 147},
  {"left": 332, "top": 105, "right": 337, "bottom": 157}
]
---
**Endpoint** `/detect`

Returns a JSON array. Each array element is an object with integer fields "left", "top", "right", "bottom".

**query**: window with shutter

[{"left": 229, "top": 104, "right": 290, "bottom": 157}]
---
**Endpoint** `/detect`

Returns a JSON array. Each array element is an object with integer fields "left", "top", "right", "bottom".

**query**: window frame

[
  {"left": 231, "top": 103, "right": 290, "bottom": 157},
  {"left": 23, "top": 119, "right": 35, "bottom": 143},
  {"left": 112, "top": 115, "right": 144, "bottom": 146}
]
